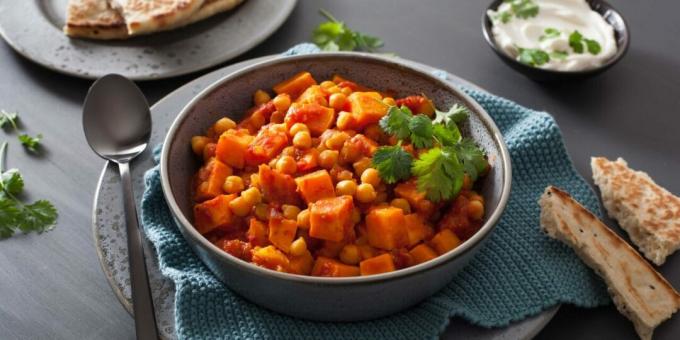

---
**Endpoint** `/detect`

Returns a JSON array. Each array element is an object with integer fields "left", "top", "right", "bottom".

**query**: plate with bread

[{"left": 0, "top": 0, "right": 296, "bottom": 80}]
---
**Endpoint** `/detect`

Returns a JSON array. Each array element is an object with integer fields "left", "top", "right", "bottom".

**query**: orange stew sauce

[{"left": 190, "top": 72, "right": 486, "bottom": 277}]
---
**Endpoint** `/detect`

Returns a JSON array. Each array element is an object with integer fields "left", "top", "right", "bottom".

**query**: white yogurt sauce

[{"left": 488, "top": 0, "right": 617, "bottom": 71}]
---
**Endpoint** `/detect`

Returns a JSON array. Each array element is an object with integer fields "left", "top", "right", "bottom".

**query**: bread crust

[
  {"left": 592, "top": 157, "right": 680, "bottom": 265},
  {"left": 539, "top": 186, "right": 680, "bottom": 340}
]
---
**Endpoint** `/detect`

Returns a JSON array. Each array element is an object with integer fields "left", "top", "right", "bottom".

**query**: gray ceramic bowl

[{"left": 160, "top": 53, "right": 512, "bottom": 321}]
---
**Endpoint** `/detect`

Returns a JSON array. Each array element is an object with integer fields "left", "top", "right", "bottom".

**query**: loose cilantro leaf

[
  {"left": 0, "top": 110, "right": 18, "bottom": 130},
  {"left": 509, "top": 0, "right": 539, "bottom": 19},
  {"left": 0, "top": 199, "right": 20, "bottom": 238},
  {"left": 408, "top": 115, "right": 434, "bottom": 148},
  {"left": 434, "top": 104, "right": 470, "bottom": 126},
  {"left": 452, "top": 138, "right": 488, "bottom": 181},
  {"left": 585, "top": 39, "right": 601, "bottom": 55},
  {"left": 379, "top": 106, "right": 413, "bottom": 140},
  {"left": 19, "top": 134, "right": 41, "bottom": 152},
  {"left": 569, "top": 30, "right": 584, "bottom": 54},
  {"left": 412, "top": 147, "right": 464, "bottom": 202},
  {"left": 518, "top": 47, "right": 550, "bottom": 66},
  {"left": 312, "top": 9, "right": 384, "bottom": 52},
  {"left": 0, "top": 168, "right": 23, "bottom": 197},
  {"left": 372, "top": 144, "right": 413, "bottom": 184},
  {"left": 539, "top": 28, "right": 560, "bottom": 41},
  {"left": 432, "top": 124, "right": 461, "bottom": 147},
  {"left": 16, "top": 200, "right": 57, "bottom": 233},
  {"left": 550, "top": 51, "right": 569, "bottom": 60}
]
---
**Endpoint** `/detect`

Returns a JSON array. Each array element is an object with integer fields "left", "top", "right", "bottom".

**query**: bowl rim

[
  {"left": 160, "top": 52, "right": 512, "bottom": 285},
  {"left": 481, "top": 0, "right": 631, "bottom": 76}
]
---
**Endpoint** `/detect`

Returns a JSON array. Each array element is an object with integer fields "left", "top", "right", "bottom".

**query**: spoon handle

[{"left": 118, "top": 161, "right": 159, "bottom": 340}]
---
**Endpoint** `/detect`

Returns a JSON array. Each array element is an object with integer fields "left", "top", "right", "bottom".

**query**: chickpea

[
  {"left": 282, "top": 204, "right": 301, "bottom": 220},
  {"left": 390, "top": 198, "right": 411, "bottom": 214},
  {"left": 356, "top": 183, "right": 377, "bottom": 203},
  {"left": 339, "top": 244, "right": 361, "bottom": 265},
  {"left": 191, "top": 136, "right": 210, "bottom": 155},
  {"left": 281, "top": 146, "right": 296, "bottom": 157},
  {"left": 353, "top": 157, "right": 373, "bottom": 177},
  {"left": 229, "top": 197, "right": 252, "bottom": 217},
  {"left": 335, "top": 169, "right": 354, "bottom": 182},
  {"left": 382, "top": 97, "right": 397, "bottom": 106},
  {"left": 289, "top": 237, "right": 308, "bottom": 257},
  {"left": 223, "top": 176, "right": 244, "bottom": 194},
  {"left": 214, "top": 118, "right": 237, "bottom": 135},
  {"left": 329, "top": 93, "right": 348, "bottom": 111},
  {"left": 468, "top": 200, "right": 485, "bottom": 220},
  {"left": 270, "top": 110, "right": 285, "bottom": 124},
  {"left": 364, "top": 124, "right": 382, "bottom": 141},
  {"left": 289, "top": 123, "right": 309, "bottom": 136},
  {"left": 336, "top": 111, "right": 353, "bottom": 130},
  {"left": 268, "top": 158, "right": 279, "bottom": 168},
  {"left": 336, "top": 180, "right": 358, "bottom": 196},
  {"left": 241, "top": 187, "right": 262, "bottom": 205},
  {"left": 297, "top": 209, "right": 311, "bottom": 229},
  {"left": 340, "top": 87, "right": 352, "bottom": 96},
  {"left": 253, "top": 89, "right": 271, "bottom": 106},
  {"left": 272, "top": 94, "right": 292, "bottom": 112},
  {"left": 325, "top": 132, "right": 349, "bottom": 150},
  {"left": 360, "top": 168, "right": 381, "bottom": 187},
  {"left": 276, "top": 156, "right": 297, "bottom": 174},
  {"left": 320, "top": 80, "right": 336, "bottom": 89},
  {"left": 469, "top": 192, "right": 484, "bottom": 203},
  {"left": 318, "top": 150, "right": 339, "bottom": 169},
  {"left": 254, "top": 203, "right": 270, "bottom": 221},
  {"left": 327, "top": 85, "right": 341, "bottom": 94},
  {"left": 293, "top": 131, "right": 312, "bottom": 149},
  {"left": 250, "top": 173, "right": 260, "bottom": 188}
]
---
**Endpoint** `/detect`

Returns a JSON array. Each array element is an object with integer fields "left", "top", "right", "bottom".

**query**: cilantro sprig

[
  {"left": 517, "top": 47, "right": 550, "bottom": 67},
  {"left": 495, "top": 0, "right": 539, "bottom": 23},
  {"left": 0, "top": 110, "right": 42, "bottom": 152},
  {"left": 312, "top": 9, "right": 384, "bottom": 52},
  {"left": 372, "top": 103, "right": 487, "bottom": 202},
  {"left": 539, "top": 28, "right": 560, "bottom": 41},
  {"left": 0, "top": 142, "right": 58, "bottom": 238},
  {"left": 569, "top": 30, "right": 601, "bottom": 55}
]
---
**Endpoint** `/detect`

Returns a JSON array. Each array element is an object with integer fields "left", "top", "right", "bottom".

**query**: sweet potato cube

[
  {"left": 359, "top": 254, "right": 396, "bottom": 275},
  {"left": 194, "top": 159, "right": 232, "bottom": 201},
  {"left": 394, "top": 180, "right": 427, "bottom": 208},
  {"left": 430, "top": 229, "right": 462, "bottom": 255},
  {"left": 295, "top": 169, "right": 335, "bottom": 203},
  {"left": 251, "top": 246, "right": 289, "bottom": 272},
  {"left": 245, "top": 124, "right": 289, "bottom": 166},
  {"left": 309, "top": 196, "right": 354, "bottom": 242},
  {"left": 247, "top": 219, "right": 268, "bottom": 246},
  {"left": 284, "top": 103, "right": 335, "bottom": 136},
  {"left": 405, "top": 214, "right": 434, "bottom": 247},
  {"left": 396, "top": 95, "right": 435, "bottom": 116},
  {"left": 268, "top": 217, "right": 298, "bottom": 253},
  {"left": 348, "top": 92, "right": 387, "bottom": 129},
  {"left": 193, "top": 194, "right": 236, "bottom": 234},
  {"left": 295, "top": 85, "right": 329, "bottom": 105},
  {"left": 273, "top": 71, "right": 317, "bottom": 99},
  {"left": 366, "top": 207, "right": 409, "bottom": 250},
  {"left": 409, "top": 244, "right": 438, "bottom": 265},
  {"left": 288, "top": 250, "right": 314, "bottom": 275},
  {"left": 216, "top": 129, "right": 253, "bottom": 169},
  {"left": 258, "top": 165, "right": 301, "bottom": 205},
  {"left": 311, "top": 256, "right": 360, "bottom": 277}
]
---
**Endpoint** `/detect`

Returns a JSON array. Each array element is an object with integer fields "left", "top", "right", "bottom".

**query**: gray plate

[
  {"left": 0, "top": 0, "right": 296, "bottom": 80},
  {"left": 92, "top": 55, "right": 558, "bottom": 339}
]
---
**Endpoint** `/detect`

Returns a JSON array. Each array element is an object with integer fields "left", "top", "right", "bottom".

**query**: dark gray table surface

[{"left": 0, "top": 0, "right": 678, "bottom": 339}]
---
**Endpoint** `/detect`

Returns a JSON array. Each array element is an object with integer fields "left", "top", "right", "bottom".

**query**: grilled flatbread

[
  {"left": 539, "top": 186, "right": 680, "bottom": 340},
  {"left": 64, "top": 0, "right": 243, "bottom": 39},
  {"left": 108, "top": 0, "right": 206, "bottom": 36},
  {"left": 592, "top": 157, "right": 680, "bottom": 265}
]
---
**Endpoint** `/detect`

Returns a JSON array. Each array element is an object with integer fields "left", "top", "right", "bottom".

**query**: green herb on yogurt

[
  {"left": 539, "top": 28, "right": 561, "bottom": 41},
  {"left": 550, "top": 51, "right": 569, "bottom": 60},
  {"left": 312, "top": 9, "right": 384, "bottom": 52},
  {"left": 569, "top": 30, "right": 601, "bottom": 55},
  {"left": 518, "top": 47, "right": 550, "bottom": 66},
  {"left": 495, "top": 0, "right": 539, "bottom": 23}
]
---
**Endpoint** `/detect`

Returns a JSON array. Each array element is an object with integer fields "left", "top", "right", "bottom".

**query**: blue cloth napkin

[{"left": 141, "top": 45, "right": 610, "bottom": 339}]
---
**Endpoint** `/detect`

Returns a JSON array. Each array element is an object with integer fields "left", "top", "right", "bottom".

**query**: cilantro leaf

[
  {"left": 510, "top": 0, "right": 539, "bottom": 19},
  {"left": 372, "top": 144, "right": 413, "bottom": 184},
  {"left": 539, "top": 28, "right": 560, "bottom": 41},
  {"left": 0, "top": 169, "right": 24, "bottom": 197},
  {"left": 0, "top": 110, "right": 18, "bottom": 130},
  {"left": 355, "top": 32, "right": 384, "bottom": 52},
  {"left": 452, "top": 139, "right": 488, "bottom": 181},
  {"left": 518, "top": 47, "right": 550, "bottom": 66},
  {"left": 408, "top": 115, "right": 434, "bottom": 148},
  {"left": 312, "top": 9, "right": 384, "bottom": 52},
  {"left": 585, "top": 39, "right": 601, "bottom": 55},
  {"left": 0, "top": 199, "right": 20, "bottom": 238},
  {"left": 19, "top": 134, "right": 42, "bottom": 152},
  {"left": 379, "top": 106, "right": 412, "bottom": 140},
  {"left": 411, "top": 147, "right": 464, "bottom": 202},
  {"left": 434, "top": 103, "right": 470, "bottom": 126},
  {"left": 16, "top": 200, "right": 57, "bottom": 233},
  {"left": 569, "top": 30, "right": 584, "bottom": 54},
  {"left": 496, "top": 11, "right": 512, "bottom": 24},
  {"left": 432, "top": 123, "right": 461, "bottom": 147},
  {"left": 312, "top": 21, "right": 345, "bottom": 46},
  {"left": 550, "top": 51, "right": 568, "bottom": 60}
]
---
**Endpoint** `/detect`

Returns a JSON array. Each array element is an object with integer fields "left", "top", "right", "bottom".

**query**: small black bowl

[{"left": 482, "top": 0, "right": 630, "bottom": 82}]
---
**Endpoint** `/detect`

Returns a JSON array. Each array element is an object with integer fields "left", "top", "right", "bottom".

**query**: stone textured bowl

[{"left": 160, "top": 52, "right": 512, "bottom": 321}]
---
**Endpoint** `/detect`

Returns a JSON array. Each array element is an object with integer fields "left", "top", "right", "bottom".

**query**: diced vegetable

[
  {"left": 359, "top": 253, "right": 395, "bottom": 275},
  {"left": 285, "top": 103, "right": 335, "bottom": 136},
  {"left": 194, "top": 158, "right": 232, "bottom": 201},
  {"left": 288, "top": 250, "right": 314, "bottom": 275},
  {"left": 309, "top": 196, "right": 354, "bottom": 242},
  {"left": 295, "top": 148, "right": 319, "bottom": 172},
  {"left": 348, "top": 92, "right": 388, "bottom": 129},
  {"left": 405, "top": 213, "right": 434, "bottom": 247},
  {"left": 396, "top": 95, "right": 435, "bottom": 116},
  {"left": 251, "top": 246, "right": 290, "bottom": 272},
  {"left": 295, "top": 85, "right": 329, "bottom": 106},
  {"left": 295, "top": 169, "right": 335, "bottom": 203},
  {"left": 409, "top": 244, "right": 438, "bottom": 265},
  {"left": 365, "top": 207, "right": 409, "bottom": 250},
  {"left": 245, "top": 124, "right": 289, "bottom": 166},
  {"left": 247, "top": 218, "right": 268, "bottom": 246},
  {"left": 258, "top": 165, "right": 301, "bottom": 206},
  {"left": 193, "top": 194, "right": 236, "bottom": 234},
  {"left": 430, "top": 229, "right": 461, "bottom": 255},
  {"left": 311, "top": 256, "right": 360, "bottom": 277},
  {"left": 216, "top": 129, "right": 254, "bottom": 169},
  {"left": 273, "top": 71, "right": 318, "bottom": 99},
  {"left": 268, "top": 217, "right": 298, "bottom": 253}
]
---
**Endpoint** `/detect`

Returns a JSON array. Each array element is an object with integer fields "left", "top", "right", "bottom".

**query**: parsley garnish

[
  {"left": 371, "top": 143, "right": 413, "bottom": 184},
  {"left": 379, "top": 106, "right": 412, "bottom": 140},
  {"left": 433, "top": 103, "right": 469, "bottom": 126},
  {"left": 539, "top": 28, "right": 561, "bottom": 41},
  {"left": 312, "top": 9, "right": 384, "bottom": 52},
  {"left": 496, "top": 0, "right": 539, "bottom": 23},
  {"left": 408, "top": 115, "right": 434, "bottom": 148},
  {"left": 550, "top": 51, "right": 568, "bottom": 60},
  {"left": 0, "top": 110, "right": 43, "bottom": 152},
  {"left": 569, "top": 30, "right": 601, "bottom": 55},
  {"left": 411, "top": 147, "right": 464, "bottom": 202},
  {"left": 18, "top": 134, "right": 42, "bottom": 152},
  {"left": 0, "top": 110, "right": 18, "bottom": 130},
  {"left": 518, "top": 47, "right": 550, "bottom": 66},
  {"left": 0, "top": 142, "right": 57, "bottom": 238}
]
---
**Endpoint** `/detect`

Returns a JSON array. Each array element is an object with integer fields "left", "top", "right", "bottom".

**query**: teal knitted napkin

[{"left": 141, "top": 46, "right": 610, "bottom": 339}]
